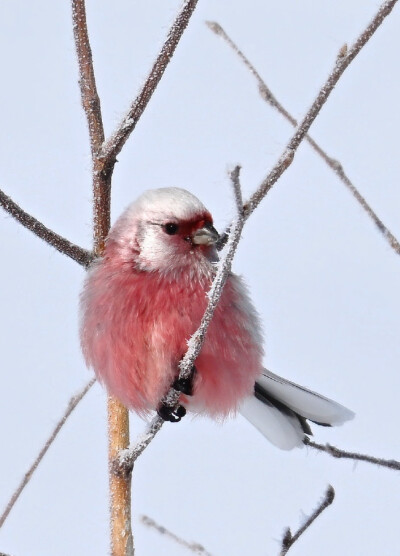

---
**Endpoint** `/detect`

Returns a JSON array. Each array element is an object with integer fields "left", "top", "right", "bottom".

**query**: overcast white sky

[{"left": 1, "top": 1, "right": 400, "bottom": 555}]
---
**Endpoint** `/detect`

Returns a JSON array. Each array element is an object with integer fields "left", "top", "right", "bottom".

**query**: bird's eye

[{"left": 163, "top": 223, "right": 179, "bottom": 235}]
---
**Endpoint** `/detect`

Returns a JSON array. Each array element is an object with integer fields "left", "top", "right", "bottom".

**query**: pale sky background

[{"left": 0, "top": 1, "right": 399, "bottom": 555}]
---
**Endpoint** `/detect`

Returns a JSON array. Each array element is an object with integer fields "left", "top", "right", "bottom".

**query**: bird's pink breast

[{"left": 80, "top": 256, "right": 263, "bottom": 417}]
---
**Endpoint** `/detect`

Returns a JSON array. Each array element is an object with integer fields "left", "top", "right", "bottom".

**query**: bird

[{"left": 80, "top": 187, "right": 354, "bottom": 450}]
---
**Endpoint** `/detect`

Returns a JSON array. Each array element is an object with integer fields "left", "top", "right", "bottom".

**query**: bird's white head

[{"left": 107, "top": 188, "right": 219, "bottom": 278}]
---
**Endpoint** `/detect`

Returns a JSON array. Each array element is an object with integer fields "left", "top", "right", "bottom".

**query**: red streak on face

[{"left": 171, "top": 213, "right": 213, "bottom": 238}]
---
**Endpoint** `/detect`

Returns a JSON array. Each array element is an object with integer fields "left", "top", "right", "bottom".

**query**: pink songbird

[{"left": 80, "top": 187, "right": 353, "bottom": 449}]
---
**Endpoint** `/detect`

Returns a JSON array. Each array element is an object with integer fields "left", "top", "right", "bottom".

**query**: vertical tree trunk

[{"left": 108, "top": 398, "right": 133, "bottom": 556}]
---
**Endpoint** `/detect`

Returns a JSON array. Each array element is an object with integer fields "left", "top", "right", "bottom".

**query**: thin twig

[
  {"left": 100, "top": 0, "right": 199, "bottom": 163},
  {"left": 304, "top": 437, "right": 400, "bottom": 471},
  {"left": 0, "top": 188, "right": 93, "bottom": 267},
  {"left": 178, "top": 196, "right": 245, "bottom": 379},
  {"left": 280, "top": 485, "right": 335, "bottom": 555},
  {"left": 72, "top": 0, "right": 105, "bottom": 155},
  {"left": 230, "top": 165, "right": 244, "bottom": 216},
  {"left": 206, "top": 22, "right": 400, "bottom": 256},
  {"left": 242, "top": 0, "right": 398, "bottom": 218},
  {"left": 213, "top": 166, "right": 243, "bottom": 248},
  {"left": 0, "top": 378, "right": 95, "bottom": 529},
  {"left": 118, "top": 172, "right": 246, "bottom": 472},
  {"left": 141, "top": 515, "right": 213, "bottom": 556}
]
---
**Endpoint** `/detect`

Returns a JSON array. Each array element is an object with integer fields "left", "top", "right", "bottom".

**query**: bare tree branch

[
  {"left": 0, "top": 1, "right": 104, "bottom": 269},
  {"left": 305, "top": 437, "right": 400, "bottom": 471},
  {"left": 206, "top": 22, "right": 400, "bottom": 256},
  {"left": 141, "top": 515, "right": 213, "bottom": 556},
  {"left": 100, "top": 0, "right": 199, "bottom": 163},
  {"left": 280, "top": 485, "right": 335, "bottom": 556},
  {"left": 118, "top": 171, "right": 246, "bottom": 472},
  {"left": 0, "top": 188, "right": 93, "bottom": 267},
  {"left": 116, "top": 1, "right": 399, "bottom": 470},
  {"left": 242, "top": 0, "right": 398, "bottom": 218},
  {"left": 71, "top": 0, "right": 105, "bottom": 155},
  {"left": 72, "top": 4, "right": 133, "bottom": 548},
  {"left": 72, "top": 3, "right": 200, "bottom": 554},
  {"left": 0, "top": 378, "right": 95, "bottom": 529}
]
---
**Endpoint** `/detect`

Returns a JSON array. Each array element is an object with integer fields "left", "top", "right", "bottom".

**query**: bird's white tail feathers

[{"left": 240, "top": 369, "right": 354, "bottom": 450}]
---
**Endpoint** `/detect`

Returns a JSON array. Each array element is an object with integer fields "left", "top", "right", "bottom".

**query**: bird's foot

[
  {"left": 157, "top": 402, "right": 186, "bottom": 423},
  {"left": 172, "top": 366, "right": 197, "bottom": 396}
]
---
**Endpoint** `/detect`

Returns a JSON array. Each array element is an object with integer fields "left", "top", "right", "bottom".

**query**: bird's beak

[{"left": 191, "top": 223, "right": 219, "bottom": 246}]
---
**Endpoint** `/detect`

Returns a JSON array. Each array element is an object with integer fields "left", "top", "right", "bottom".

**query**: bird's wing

[
  {"left": 239, "top": 369, "right": 354, "bottom": 450},
  {"left": 257, "top": 369, "right": 354, "bottom": 425}
]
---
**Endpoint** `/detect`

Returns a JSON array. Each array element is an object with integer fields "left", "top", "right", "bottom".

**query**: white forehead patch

[{"left": 129, "top": 187, "right": 209, "bottom": 222}]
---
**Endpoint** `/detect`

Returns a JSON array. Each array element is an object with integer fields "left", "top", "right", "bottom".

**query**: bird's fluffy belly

[{"left": 81, "top": 262, "right": 263, "bottom": 417}]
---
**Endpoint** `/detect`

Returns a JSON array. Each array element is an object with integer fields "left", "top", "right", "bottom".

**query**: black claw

[
  {"left": 175, "top": 405, "right": 186, "bottom": 418},
  {"left": 172, "top": 366, "right": 197, "bottom": 396},
  {"left": 157, "top": 402, "right": 186, "bottom": 423}
]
